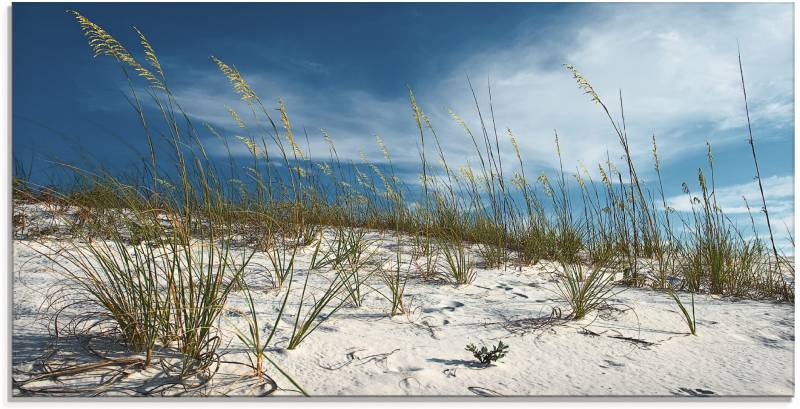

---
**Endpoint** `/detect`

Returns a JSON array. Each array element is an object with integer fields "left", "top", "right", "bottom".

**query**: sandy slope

[{"left": 11, "top": 231, "right": 794, "bottom": 397}]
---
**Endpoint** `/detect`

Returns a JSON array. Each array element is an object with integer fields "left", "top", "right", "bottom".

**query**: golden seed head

[
  {"left": 211, "top": 56, "right": 256, "bottom": 102},
  {"left": 564, "top": 64, "right": 601, "bottom": 105},
  {"left": 375, "top": 135, "right": 390, "bottom": 159},
  {"left": 70, "top": 11, "right": 165, "bottom": 90},
  {"left": 226, "top": 107, "right": 247, "bottom": 128},
  {"left": 235, "top": 135, "right": 260, "bottom": 157},
  {"left": 278, "top": 99, "right": 305, "bottom": 160}
]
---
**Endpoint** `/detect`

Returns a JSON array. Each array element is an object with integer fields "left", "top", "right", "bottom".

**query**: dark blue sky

[
  {"left": 13, "top": 3, "right": 563, "bottom": 167},
  {"left": 15, "top": 3, "right": 564, "bottom": 177},
  {"left": 12, "top": 2, "right": 795, "bottom": 247}
]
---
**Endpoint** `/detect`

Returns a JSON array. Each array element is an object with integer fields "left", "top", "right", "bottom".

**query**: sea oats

[
  {"left": 211, "top": 56, "right": 256, "bottom": 102},
  {"left": 70, "top": 11, "right": 165, "bottom": 90},
  {"left": 605, "top": 159, "right": 621, "bottom": 177},
  {"left": 554, "top": 134, "right": 562, "bottom": 158},
  {"left": 367, "top": 162, "right": 395, "bottom": 198},
  {"left": 574, "top": 172, "right": 586, "bottom": 190},
  {"left": 235, "top": 135, "right": 260, "bottom": 157},
  {"left": 706, "top": 141, "right": 714, "bottom": 165},
  {"left": 226, "top": 106, "right": 247, "bottom": 128},
  {"left": 408, "top": 89, "right": 423, "bottom": 130},
  {"left": 598, "top": 165, "right": 610, "bottom": 186},
  {"left": 698, "top": 169, "right": 707, "bottom": 191},
  {"left": 278, "top": 99, "right": 305, "bottom": 160},
  {"left": 508, "top": 129, "right": 522, "bottom": 160},
  {"left": 29, "top": 14, "right": 794, "bottom": 391},
  {"left": 538, "top": 173, "right": 554, "bottom": 198},
  {"left": 375, "top": 135, "right": 390, "bottom": 160},
  {"left": 449, "top": 109, "right": 472, "bottom": 137},
  {"left": 652, "top": 135, "right": 661, "bottom": 172},
  {"left": 421, "top": 110, "right": 435, "bottom": 131},
  {"left": 511, "top": 172, "right": 527, "bottom": 190},
  {"left": 316, "top": 162, "right": 333, "bottom": 177},
  {"left": 564, "top": 64, "right": 601, "bottom": 105},
  {"left": 459, "top": 166, "right": 474, "bottom": 181},
  {"left": 355, "top": 168, "right": 370, "bottom": 189},
  {"left": 133, "top": 27, "right": 164, "bottom": 80}
]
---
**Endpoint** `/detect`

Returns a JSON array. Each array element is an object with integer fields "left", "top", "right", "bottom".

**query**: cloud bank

[{"left": 164, "top": 3, "right": 792, "bottom": 177}]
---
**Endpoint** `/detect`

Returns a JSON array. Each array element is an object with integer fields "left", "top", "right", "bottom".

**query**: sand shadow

[{"left": 426, "top": 357, "right": 485, "bottom": 369}]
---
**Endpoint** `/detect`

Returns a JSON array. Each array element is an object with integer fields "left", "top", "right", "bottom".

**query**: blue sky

[{"left": 13, "top": 2, "right": 795, "bottom": 248}]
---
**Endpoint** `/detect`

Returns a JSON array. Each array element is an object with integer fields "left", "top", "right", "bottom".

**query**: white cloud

[
  {"left": 165, "top": 3, "right": 792, "bottom": 183},
  {"left": 427, "top": 3, "right": 793, "bottom": 174}
]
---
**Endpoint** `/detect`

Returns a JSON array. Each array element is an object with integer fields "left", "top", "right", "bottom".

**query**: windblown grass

[{"left": 10, "top": 9, "right": 795, "bottom": 393}]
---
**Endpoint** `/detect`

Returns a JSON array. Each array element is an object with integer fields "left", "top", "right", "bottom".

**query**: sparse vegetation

[{"left": 10, "top": 9, "right": 794, "bottom": 397}]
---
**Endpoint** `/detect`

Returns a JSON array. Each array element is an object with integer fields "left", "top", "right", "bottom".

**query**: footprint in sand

[
  {"left": 399, "top": 377, "right": 421, "bottom": 392},
  {"left": 496, "top": 284, "right": 514, "bottom": 291},
  {"left": 674, "top": 387, "right": 716, "bottom": 397},
  {"left": 494, "top": 282, "right": 530, "bottom": 299},
  {"left": 599, "top": 359, "right": 625, "bottom": 369},
  {"left": 442, "top": 301, "right": 464, "bottom": 312},
  {"left": 424, "top": 301, "right": 464, "bottom": 314},
  {"left": 389, "top": 364, "right": 424, "bottom": 374}
]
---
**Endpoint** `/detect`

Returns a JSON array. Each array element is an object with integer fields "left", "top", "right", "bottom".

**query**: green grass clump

[
  {"left": 554, "top": 261, "right": 618, "bottom": 320},
  {"left": 377, "top": 240, "right": 410, "bottom": 316},
  {"left": 439, "top": 238, "right": 476, "bottom": 285}
]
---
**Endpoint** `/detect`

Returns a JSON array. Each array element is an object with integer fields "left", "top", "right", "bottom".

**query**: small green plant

[
  {"left": 465, "top": 341, "right": 509, "bottom": 366},
  {"left": 669, "top": 289, "right": 697, "bottom": 335}
]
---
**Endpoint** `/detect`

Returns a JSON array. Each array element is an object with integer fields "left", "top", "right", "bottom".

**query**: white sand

[{"left": 11, "top": 210, "right": 795, "bottom": 397}]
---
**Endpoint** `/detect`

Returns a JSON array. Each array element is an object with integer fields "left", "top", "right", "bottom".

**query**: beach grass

[{"left": 10, "top": 10, "right": 795, "bottom": 394}]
